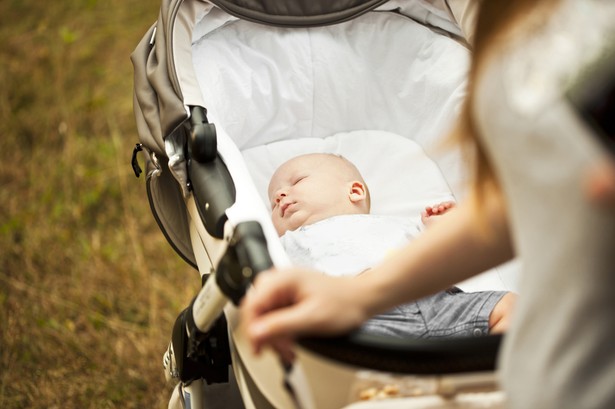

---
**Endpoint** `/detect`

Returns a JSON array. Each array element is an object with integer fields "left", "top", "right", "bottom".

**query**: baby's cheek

[{"left": 274, "top": 216, "right": 282, "bottom": 225}]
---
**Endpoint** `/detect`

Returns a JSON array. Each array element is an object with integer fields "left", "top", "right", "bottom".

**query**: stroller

[{"left": 131, "top": 0, "right": 518, "bottom": 407}]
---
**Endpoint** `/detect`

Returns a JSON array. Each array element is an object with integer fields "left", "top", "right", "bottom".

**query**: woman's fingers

[
  {"left": 246, "top": 296, "right": 313, "bottom": 352},
  {"left": 241, "top": 269, "right": 363, "bottom": 355},
  {"left": 242, "top": 270, "right": 298, "bottom": 321},
  {"left": 241, "top": 269, "right": 319, "bottom": 350}
]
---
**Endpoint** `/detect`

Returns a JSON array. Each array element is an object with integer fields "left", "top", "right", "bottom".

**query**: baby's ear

[{"left": 349, "top": 181, "right": 367, "bottom": 204}]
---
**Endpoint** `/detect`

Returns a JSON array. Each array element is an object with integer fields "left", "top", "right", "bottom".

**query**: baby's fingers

[{"left": 429, "top": 201, "right": 456, "bottom": 215}]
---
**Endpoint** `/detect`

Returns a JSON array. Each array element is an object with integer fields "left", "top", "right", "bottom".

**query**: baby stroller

[{"left": 130, "top": 0, "right": 519, "bottom": 407}]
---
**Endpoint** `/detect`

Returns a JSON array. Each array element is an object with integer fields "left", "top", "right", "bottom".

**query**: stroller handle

[{"left": 298, "top": 331, "right": 502, "bottom": 375}]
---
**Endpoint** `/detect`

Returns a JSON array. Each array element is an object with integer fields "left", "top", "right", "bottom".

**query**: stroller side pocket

[{"left": 144, "top": 150, "right": 198, "bottom": 269}]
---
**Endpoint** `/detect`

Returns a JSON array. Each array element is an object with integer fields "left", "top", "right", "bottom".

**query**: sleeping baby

[{"left": 268, "top": 153, "right": 516, "bottom": 338}]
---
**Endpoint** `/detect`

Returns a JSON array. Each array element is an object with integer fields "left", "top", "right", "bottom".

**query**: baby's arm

[{"left": 421, "top": 201, "right": 456, "bottom": 227}]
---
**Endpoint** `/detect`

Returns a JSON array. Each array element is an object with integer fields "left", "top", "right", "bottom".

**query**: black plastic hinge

[
  {"left": 189, "top": 106, "right": 217, "bottom": 163},
  {"left": 171, "top": 303, "right": 231, "bottom": 385}
]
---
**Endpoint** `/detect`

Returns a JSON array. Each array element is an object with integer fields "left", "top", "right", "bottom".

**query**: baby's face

[{"left": 268, "top": 155, "right": 359, "bottom": 236}]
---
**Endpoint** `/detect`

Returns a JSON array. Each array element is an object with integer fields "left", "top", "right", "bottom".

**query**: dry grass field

[{"left": 0, "top": 1, "right": 199, "bottom": 407}]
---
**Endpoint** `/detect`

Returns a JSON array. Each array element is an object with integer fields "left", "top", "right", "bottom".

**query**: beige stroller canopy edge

[{"left": 207, "top": 0, "right": 390, "bottom": 27}]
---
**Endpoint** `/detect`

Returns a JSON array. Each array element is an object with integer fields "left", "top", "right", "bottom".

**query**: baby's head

[{"left": 268, "top": 153, "right": 371, "bottom": 236}]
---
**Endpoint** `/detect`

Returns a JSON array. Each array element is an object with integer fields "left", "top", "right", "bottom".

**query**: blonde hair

[{"left": 454, "top": 0, "right": 559, "bottom": 202}]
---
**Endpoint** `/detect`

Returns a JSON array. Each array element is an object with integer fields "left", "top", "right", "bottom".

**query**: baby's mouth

[{"left": 281, "top": 202, "right": 293, "bottom": 217}]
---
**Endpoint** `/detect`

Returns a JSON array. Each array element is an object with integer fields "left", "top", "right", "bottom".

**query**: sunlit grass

[{"left": 0, "top": 1, "right": 199, "bottom": 407}]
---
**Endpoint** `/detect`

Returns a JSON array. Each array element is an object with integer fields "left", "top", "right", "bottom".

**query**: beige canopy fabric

[{"left": 209, "top": 0, "right": 389, "bottom": 27}]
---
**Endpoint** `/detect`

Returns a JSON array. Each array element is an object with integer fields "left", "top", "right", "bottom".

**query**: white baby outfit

[{"left": 280, "top": 214, "right": 422, "bottom": 277}]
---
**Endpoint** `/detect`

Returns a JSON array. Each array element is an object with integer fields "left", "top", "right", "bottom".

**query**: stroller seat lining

[{"left": 192, "top": 11, "right": 470, "bottom": 152}]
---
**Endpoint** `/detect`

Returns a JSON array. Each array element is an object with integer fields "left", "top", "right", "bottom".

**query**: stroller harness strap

[{"left": 208, "top": 0, "right": 390, "bottom": 27}]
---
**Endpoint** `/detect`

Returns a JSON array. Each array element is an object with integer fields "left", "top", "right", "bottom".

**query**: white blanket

[{"left": 281, "top": 214, "right": 422, "bottom": 277}]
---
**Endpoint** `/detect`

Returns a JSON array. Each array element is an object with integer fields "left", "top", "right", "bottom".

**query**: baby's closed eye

[{"left": 293, "top": 176, "right": 307, "bottom": 185}]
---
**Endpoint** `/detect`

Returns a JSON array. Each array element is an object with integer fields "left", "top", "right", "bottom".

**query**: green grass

[{"left": 0, "top": 1, "right": 199, "bottom": 407}]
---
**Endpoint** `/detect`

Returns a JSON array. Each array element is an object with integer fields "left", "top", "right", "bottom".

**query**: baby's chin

[
  {"left": 276, "top": 221, "right": 309, "bottom": 237},
  {"left": 276, "top": 213, "right": 310, "bottom": 236},
  {"left": 275, "top": 220, "right": 301, "bottom": 237}
]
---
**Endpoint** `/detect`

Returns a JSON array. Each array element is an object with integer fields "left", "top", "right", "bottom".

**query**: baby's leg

[
  {"left": 488, "top": 292, "right": 517, "bottom": 333},
  {"left": 400, "top": 289, "right": 508, "bottom": 338}
]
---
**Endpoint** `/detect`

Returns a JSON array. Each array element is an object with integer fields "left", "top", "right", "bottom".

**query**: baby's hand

[{"left": 421, "top": 201, "right": 456, "bottom": 227}]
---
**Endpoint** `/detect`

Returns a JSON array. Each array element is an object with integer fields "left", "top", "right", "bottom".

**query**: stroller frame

[{"left": 131, "top": 1, "right": 506, "bottom": 408}]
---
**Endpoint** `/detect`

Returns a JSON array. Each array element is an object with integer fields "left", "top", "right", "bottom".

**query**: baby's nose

[{"left": 275, "top": 192, "right": 286, "bottom": 203}]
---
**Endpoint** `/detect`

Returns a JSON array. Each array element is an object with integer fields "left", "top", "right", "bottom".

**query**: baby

[
  {"left": 268, "top": 153, "right": 515, "bottom": 338},
  {"left": 269, "top": 152, "right": 452, "bottom": 235}
]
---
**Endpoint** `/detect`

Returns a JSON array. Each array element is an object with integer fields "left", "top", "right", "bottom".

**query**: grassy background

[{"left": 0, "top": 0, "right": 198, "bottom": 407}]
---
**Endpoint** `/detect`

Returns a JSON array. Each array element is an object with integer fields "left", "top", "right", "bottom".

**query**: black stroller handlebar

[{"left": 298, "top": 332, "right": 502, "bottom": 375}]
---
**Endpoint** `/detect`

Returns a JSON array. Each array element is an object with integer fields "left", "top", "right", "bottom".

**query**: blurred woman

[{"left": 241, "top": 1, "right": 615, "bottom": 408}]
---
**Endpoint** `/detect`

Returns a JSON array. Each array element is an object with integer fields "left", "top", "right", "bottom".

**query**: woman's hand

[{"left": 240, "top": 268, "right": 368, "bottom": 359}]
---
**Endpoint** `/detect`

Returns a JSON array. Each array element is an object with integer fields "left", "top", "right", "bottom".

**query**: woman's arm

[
  {"left": 241, "top": 193, "right": 514, "bottom": 354},
  {"left": 358, "top": 192, "right": 514, "bottom": 317}
]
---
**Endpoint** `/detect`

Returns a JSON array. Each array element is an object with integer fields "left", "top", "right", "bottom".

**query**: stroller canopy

[{"left": 208, "top": 0, "right": 390, "bottom": 27}]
